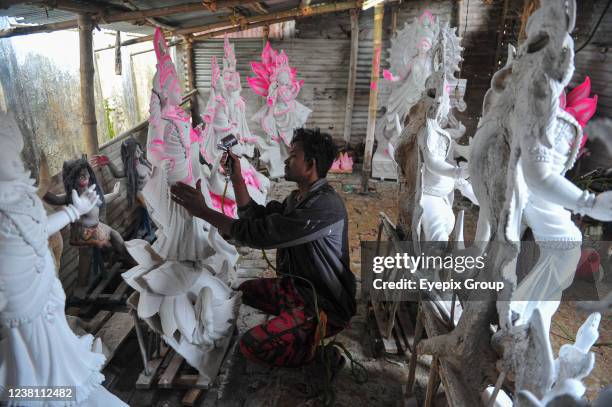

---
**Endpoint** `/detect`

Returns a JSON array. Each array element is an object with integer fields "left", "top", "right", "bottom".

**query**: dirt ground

[{"left": 102, "top": 172, "right": 610, "bottom": 406}]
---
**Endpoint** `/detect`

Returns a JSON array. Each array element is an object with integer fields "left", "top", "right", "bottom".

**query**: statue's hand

[
  {"left": 456, "top": 162, "right": 470, "bottom": 180},
  {"left": 71, "top": 185, "right": 99, "bottom": 216},
  {"left": 91, "top": 155, "right": 110, "bottom": 167},
  {"left": 587, "top": 191, "right": 612, "bottom": 221},
  {"left": 112, "top": 181, "right": 121, "bottom": 195}
]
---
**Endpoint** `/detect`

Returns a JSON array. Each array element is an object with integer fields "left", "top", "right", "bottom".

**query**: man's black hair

[{"left": 291, "top": 128, "right": 338, "bottom": 178}]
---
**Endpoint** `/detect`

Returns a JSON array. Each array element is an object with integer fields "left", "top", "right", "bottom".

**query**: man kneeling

[{"left": 171, "top": 128, "right": 356, "bottom": 368}]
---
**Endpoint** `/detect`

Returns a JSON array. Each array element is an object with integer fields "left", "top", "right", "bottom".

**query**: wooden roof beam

[
  {"left": 94, "top": 1, "right": 360, "bottom": 51},
  {"left": 0, "top": 0, "right": 260, "bottom": 38},
  {"left": 246, "top": 2, "right": 269, "bottom": 15}
]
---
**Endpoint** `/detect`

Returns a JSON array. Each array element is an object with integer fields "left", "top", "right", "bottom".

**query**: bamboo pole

[
  {"left": 361, "top": 3, "right": 384, "bottom": 193},
  {"left": 94, "top": 1, "right": 359, "bottom": 52},
  {"left": 262, "top": 24, "right": 270, "bottom": 47},
  {"left": 391, "top": 5, "right": 398, "bottom": 35},
  {"left": 343, "top": 8, "right": 359, "bottom": 145},
  {"left": 183, "top": 39, "right": 199, "bottom": 123},
  {"left": 124, "top": 16, "right": 295, "bottom": 58},
  {"left": 0, "top": 0, "right": 261, "bottom": 39},
  {"left": 78, "top": 14, "right": 98, "bottom": 156}
]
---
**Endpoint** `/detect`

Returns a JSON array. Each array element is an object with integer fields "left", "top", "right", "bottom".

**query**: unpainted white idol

[
  {"left": 122, "top": 28, "right": 241, "bottom": 377},
  {"left": 0, "top": 111, "right": 128, "bottom": 406}
]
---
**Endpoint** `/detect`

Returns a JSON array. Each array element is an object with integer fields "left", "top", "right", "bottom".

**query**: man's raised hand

[{"left": 171, "top": 179, "right": 209, "bottom": 219}]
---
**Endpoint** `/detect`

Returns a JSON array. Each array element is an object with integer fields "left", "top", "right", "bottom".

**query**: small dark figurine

[
  {"left": 92, "top": 138, "right": 154, "bottom": 240},
  {"left": 43, "top": 156, "right": 133, "bottom": 294},
  {"left": 91, "top": 138, "right": 152, "bottom": 208}
]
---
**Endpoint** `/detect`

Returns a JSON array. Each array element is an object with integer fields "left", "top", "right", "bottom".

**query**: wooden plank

[
  {"left": 86, "top": 310, "right": 112, "bottom": 334},
  {"left": 135, "top": 347, "right": 171, "bottom": 389},
  {"left": 88, "top": 263, "right": 121, "bottom": 301},
  {"left": 96, "top": 312, "right": 134, "bottom": 368},
  {"left": 371, "top": 301, "right": 399, "bottom": 354},
  {"left": 182, "top": 388, "right": 203, "bottom": 406},
  {"left": 110, "top": 281, "right": 130, "bottom": 303},
  {"left": 158, "top": 352, "right": 185, "bottom": 388}
]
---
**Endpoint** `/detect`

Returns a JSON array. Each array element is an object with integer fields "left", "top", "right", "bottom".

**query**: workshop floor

[{"left": 101, "top": 172, "right": 610, "bottom": 406}]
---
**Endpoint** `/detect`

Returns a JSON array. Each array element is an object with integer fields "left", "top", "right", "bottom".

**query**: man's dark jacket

[{"left": 230, "top": 178, "right": 356, "bottom": 326}]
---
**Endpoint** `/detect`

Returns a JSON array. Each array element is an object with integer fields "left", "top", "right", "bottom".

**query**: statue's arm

[
  {"left": 107, "top": 162, "right": 126, "bottom": 178},
  {"left": 47, "top": 208, "right": 77, "bottom": 236},
  {"left": 91, "top": 155, "right": 125, "bottom": 178},
  {"left": 46, "top": 187, "right": 100, "bottom": 236},
  {"left": 520, "top": 137, "right": 611, "bottom": 219},
  {"left": 422, "top": 131, "right": 467, "bottom": 179},
  {"left": 104, "top": 182, "right": 122, "bottom": 204},
  {"left": 42, "top": 191, "right": 69, "bottom": 206}
]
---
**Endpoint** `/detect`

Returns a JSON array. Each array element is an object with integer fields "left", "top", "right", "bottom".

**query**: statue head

[
  {"left": 153, "top": 28, "right": 182, "bottom": 107},
  {"left": 424, "top": 71, "right": 450, "bottom": 122},
  {"left": 223, "top": 35, "right": 237, "bottom": 73},
  {"left": 62, "top": 156, "right": 105, "bottom": 207},
  {"left": 121, "top": 138, "right": 150, "bottom": 208},
  {"left": 222, "top": 36, "right": 241, "bottom": 93},
  {"left": 248, "top": 42, "right": 303, "bottom": 98},
  {"left": 0, "top": 111, "right": 29, "bottom": 183},
  {"left": 524, "top": 0, "right": 576, "bottom": 89},
  {"left": 211, "top": 55, "right": 222, "bottom": 91},
  {"left": 415, "top": 11, "right": 437, "bottom": 53}
]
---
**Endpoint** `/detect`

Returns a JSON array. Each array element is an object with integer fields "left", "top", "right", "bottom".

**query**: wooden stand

[
  {"left": 127, "top": 292, "right": 237, "bottom": 406},
  {"left": 369, "top": 211, "right": 479, "bottom": 406}
]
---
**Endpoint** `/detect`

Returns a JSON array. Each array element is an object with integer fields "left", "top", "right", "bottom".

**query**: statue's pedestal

[{"left": 372, "top": 149, "right": 397, "bottom": 180}]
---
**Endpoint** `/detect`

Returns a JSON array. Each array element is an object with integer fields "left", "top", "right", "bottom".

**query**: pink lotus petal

[
  {"left": 251, "top": 62, "right": 270, "bottom": 80},
  {"left": 572, "top": 95, "right": 598, "bottom": 126},
  {"left": 330, "top": 158, "right": 341, "bottom": 172},
  {"left": 567, "top": 76, "right": 591, "bottom": 107},
  {"left": 247, "top": 77, "right": 270, "bottom": 97}
]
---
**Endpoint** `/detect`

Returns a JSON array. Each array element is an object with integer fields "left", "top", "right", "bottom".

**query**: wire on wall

[{"left": 575, "top": 0, "right": 612, "bottom": 54}]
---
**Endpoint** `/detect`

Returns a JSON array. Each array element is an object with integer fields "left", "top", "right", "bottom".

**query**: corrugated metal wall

[
  {"left": 191, "top": 1, "right": 456, "bottom": 148},
  {"left": 573, "top": 0, "right": 612, "bottom": 118}
]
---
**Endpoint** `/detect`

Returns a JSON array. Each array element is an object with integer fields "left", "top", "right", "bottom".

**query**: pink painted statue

[
  {"left": 122, "top": 28, "right": 241, "bottom": 378},
  {"left": 247, "top": 42, "right": 311, "bottom": 178},
  {"left": 199, "top": 39, "right": 270, "bottom": 218}
]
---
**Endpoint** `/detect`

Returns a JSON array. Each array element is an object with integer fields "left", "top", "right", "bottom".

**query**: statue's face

[
  {"left": 277, "top": 70, "right": 291, "bottom": 87},
  {"left": 135, "top": 145, "right": 143, "bottom": 159},
  {"left": 77, "top": 168, "right": 90, "bottom": 189},
  {"left": 418, "top": 37, "right": 432, "bottom": 53}
]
